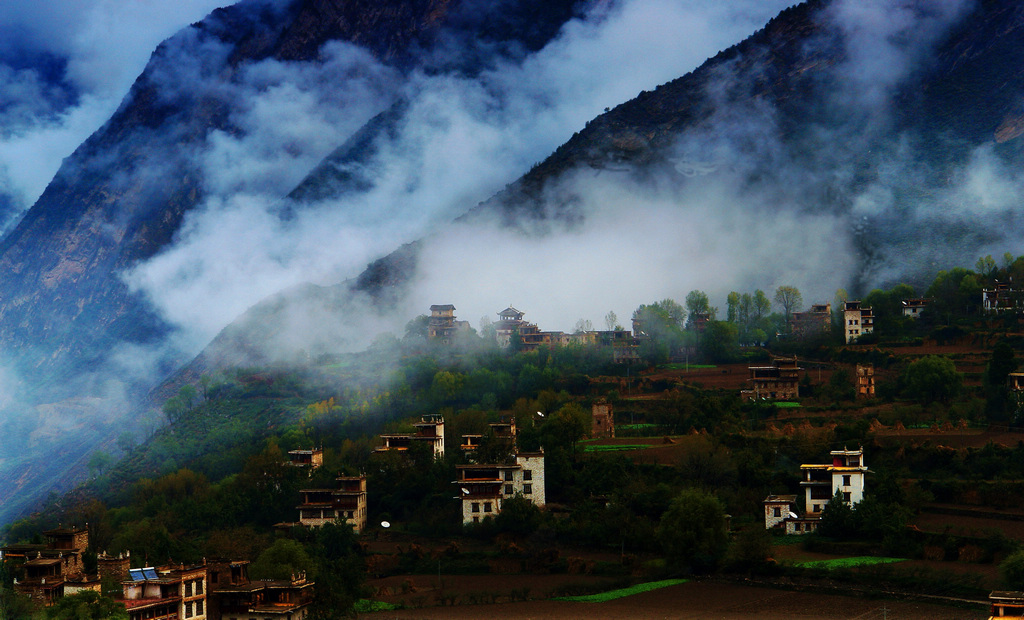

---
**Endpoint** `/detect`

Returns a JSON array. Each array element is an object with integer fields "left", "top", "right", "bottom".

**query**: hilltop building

[
  {"left": 982, "top": 282, "right": 1020, "bottom": 313},
  {"left": 494, "top": 307, "right": 548, "bottom": 351},
  {"left": 376, "top": 414, "right": 445, "bottom": 459},
  {"left": 428, "top": 304, "right": 470, "bottom": 344},
  {"left": 844, "top": 301, "right": 874, "bottom": 343},
  {"left": 455, "top": 452, "right": 546, "bottom": 524},
  {"left": 741, "top": 356, "right": 802, "bottom": 401}
]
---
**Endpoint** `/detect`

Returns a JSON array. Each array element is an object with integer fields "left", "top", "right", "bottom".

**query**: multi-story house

[
  {"left": 844, "top": 301, "right": 874, "bottom": 343},
  {"left": 799, "top": 447, "right": 868, "bottom": 516},
  {"left": 455, "top": 452, "right": 545, "bottom": 525},
  {"left": 2, "top": 526, "right": 91, "bottom": 606},
  {"left": 120, "top": 564, "right": 207, "bottom": 620},
  {"left": 208, "top": 560, "right": 313, "bottom": 620},
  {"left": 741, "top": 356, "right": 802, "bottom": 400},
  {"left": 296, "top": 476, "right": 368, "bottom": 532}
]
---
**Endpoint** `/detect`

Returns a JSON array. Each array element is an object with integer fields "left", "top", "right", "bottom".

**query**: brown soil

[{"left": 364, "top": 579, "right": 987, "bottom": 619}]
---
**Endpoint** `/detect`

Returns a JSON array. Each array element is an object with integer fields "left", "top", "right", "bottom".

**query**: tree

[
  {"left": 403, "top": 315, "right": 430, "bottom": 341},
  {"left": 250, "top": 538, "right": 314, "bottom": 580},
  {"left": 162, "top": 395, "right": 187, "bottom": 424},
  {"left": 604, "top": 310, "right": 620, "bottom": 331},
  {"left": 45, "top": 591, "right": 128, "bottom": 620},
  {"left": 1002, "top": 549, "right": 1024, "bottom": 589},
  {"left": 726, "top": 292, "right": 740, "bottom": 323},
  {"left": 116, "top": 431, "right": 136, "bottom": 455},
  {"left": 988, "top": 342, "right": 1018, "bottom": 388},
  {"left": 752, "top": 290, "right": 771, "bottom": 320},
  {"left": 903, "top": 355, "right": 962, "bottom": 405},
  {"left": 494, "top": 495, "right": 543, "bottom": 537},
  {"left": 178, "top": 384, "right": 198, "bottom": 412},
  {"left": 307, "top": 523, "right": 365, "bottom": 619},
  {"left": 738, "top": 293, "right": 753, "bottom": 327},
  {"left": 656, "top": 489, "right": 728, "bottom": 573},
  {"left": 700, "top": 321, "right": 739, "bottom": 363},
  {"left": 540, "top": 403, "right": 590, "bottom": 457},
  {"left": 817, "top": 490, "right": 856, "bottom": 539},
  {"left": 685, "top": 290, "right": 711, "bottom": 320},
  {"left": 633, "top": 300, "right": 687, "bottom": 364},
  {"left": 574, "top": 318, "right": 593, "bottom": 334},
  {"left": 976, "top": 254, "right": 997, "bottom": 279},
  {"left": 773, "top": 286, "right": 803, "bottom": 321},
  {"left": 87, "top": 451, "right": 113, "bottom": 478}
]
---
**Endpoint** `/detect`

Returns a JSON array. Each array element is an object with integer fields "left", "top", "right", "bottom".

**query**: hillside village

[{"left": 8, "top": 258, "right": 1024, "bottom": 618}]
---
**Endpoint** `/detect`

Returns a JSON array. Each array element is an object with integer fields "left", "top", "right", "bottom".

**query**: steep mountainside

[
  {"left": 0, "top": 0, "right": 580, "bottom": 393},
  {"left": 188, "top": 0, "right": 1024, "bottom": 371},
  {"left": 0, "top": 0, "right": 581, "bottom": 525}
]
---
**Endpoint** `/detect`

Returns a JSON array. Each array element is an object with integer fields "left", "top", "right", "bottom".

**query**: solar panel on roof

[
  {"left": 143, "top": 568, "right": 158, "bottom": 580},
  {"left": 129, "top": 568, "right": 145, "bottom": 581}
]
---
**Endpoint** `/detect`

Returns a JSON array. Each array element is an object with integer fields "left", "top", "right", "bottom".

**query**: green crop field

[{"left": 552, "top": 579, "right": 688, "bottom": 602}]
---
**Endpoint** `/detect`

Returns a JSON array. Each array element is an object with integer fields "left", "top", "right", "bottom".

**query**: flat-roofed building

[
  {"left": 741, "top": 356, "right": 802, "bottom": 401},
  {"left": 296, "top": 475, "right": 367, "bottom": 532},
  {"left": 375, "top": 415, "right": 445, "bottom": 459},
  {"left": 844, "top": 301, "right": 874, "bottom": 343},
  {"left": 455, "top": 453, "right": 545, "bottom": 525},
  {"left": 120, "top": 564, "right": 207, "bottom": 620},
  {"left": 800, "top": 447, "right": 867, "bottom": 516}
]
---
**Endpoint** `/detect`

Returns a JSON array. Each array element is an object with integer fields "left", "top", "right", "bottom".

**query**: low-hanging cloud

[{"left": 124, "top": 0, "right": 801, "bottom": 356}]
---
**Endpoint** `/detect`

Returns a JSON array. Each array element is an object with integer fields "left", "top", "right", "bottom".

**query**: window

[
  {"left": 472, "top": 516, "right": 479, "bottom": 523},
  {"left": 185, "top": 601, "right": 193, "bottom": 618},
  {"left": 504, "top": 471, "right": 513, "bottom": 481},
  {"left": 505, "top": 484, "right": 514, "bottom": 495},
  {"left": 484, "top": 502, "right": 492, "bottom": 512},
  {"left": 842, "top": 475, "right": 851, "bottom": 486},
  {"left": 772, "top": 507, "right": 781, "bottom": 517},
  {"left": 523, "top": 484, "right": 532, "bottom": 495},
  {"left": 523, "top": 470, "right": 532, "bottom": 481},
  {"left": 197, "top": 600, "right": 203, "bottom": 615},
  {"left": 843, "top": 491, "right": 851, "bottom": 502},
  {"left": 195, "top": 579, "right": 203, "bottom": 595},
  {"left": 185, "top": 581, "right": 193, "bottom": 597},
  {"left": 471, "top": 502, "right": 479, "bottom": 513}
]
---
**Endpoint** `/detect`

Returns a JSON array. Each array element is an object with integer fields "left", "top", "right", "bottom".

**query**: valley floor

[{"left": 363, "top": 580, "right": 987, "bottom": 619}]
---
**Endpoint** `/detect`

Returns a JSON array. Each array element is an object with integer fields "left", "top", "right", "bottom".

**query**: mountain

[
  {"left": 0, "top": 0, "right": 583, "bottom": 525},
  {"left": 187, "top": 0, "right": 1024, "bottom": 374},
  {"left": 7, "top": 0, "right": 1024, "bottom": 525}
]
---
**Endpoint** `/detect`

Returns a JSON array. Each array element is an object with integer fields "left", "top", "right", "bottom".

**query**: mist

[
  {"left": 124, "top": 0, "right": 802, "bottom": 357},
  {"left": 6, "top": 0, "right": 1024, "bottom": 527}
]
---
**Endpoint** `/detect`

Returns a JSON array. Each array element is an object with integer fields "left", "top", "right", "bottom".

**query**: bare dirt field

[{"left": 363, "top": 579, "right": 988, "bottom": 619}]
